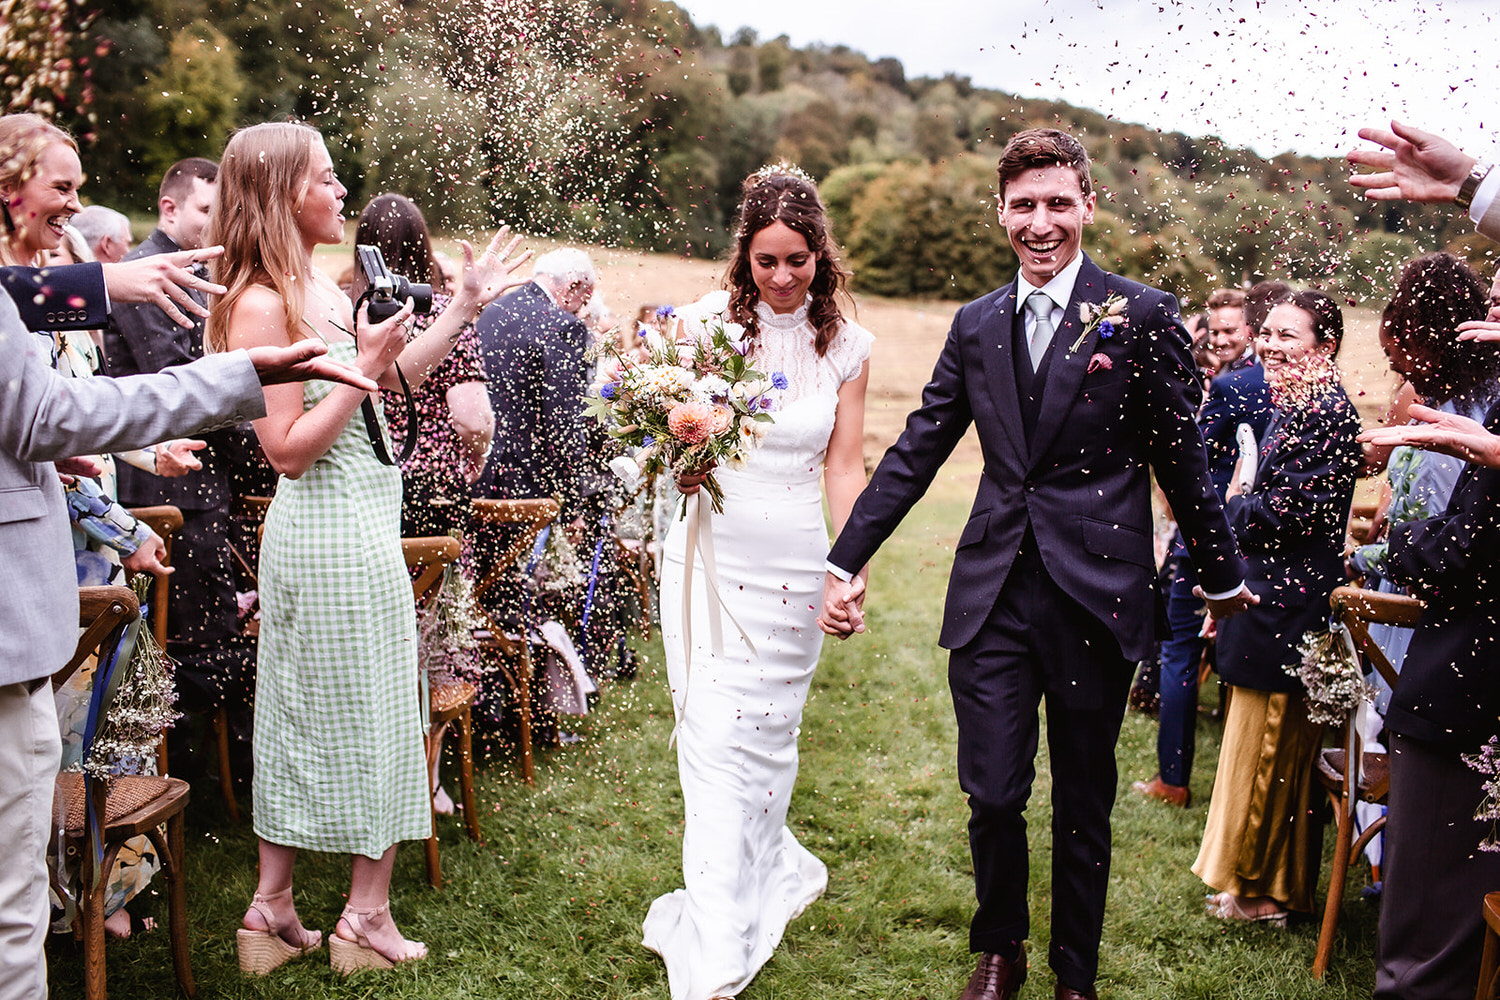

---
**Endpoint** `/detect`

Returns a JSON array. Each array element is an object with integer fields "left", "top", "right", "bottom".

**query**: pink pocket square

[{"left": 1086, "top": 353, "right": 1113, "bottom": 374}]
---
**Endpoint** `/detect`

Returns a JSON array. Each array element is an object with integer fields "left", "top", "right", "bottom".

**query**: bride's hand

[
  {"left": 817, "top": 572, "right": 867, "bottom": 639},
  {"left": 676, "top": 462, "right": 716, "bottom": 495}
]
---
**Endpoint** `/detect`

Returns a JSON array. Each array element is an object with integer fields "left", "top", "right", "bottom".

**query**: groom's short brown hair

[{"left": 997, "top": 128, "right": 1093, "bottom": 200}]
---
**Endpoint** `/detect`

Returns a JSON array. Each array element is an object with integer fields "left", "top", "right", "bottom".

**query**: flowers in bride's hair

[
  {"left": 1069, "top": 293, "right": 1129, "bottom": 353},
  {"left": 1463, "top": 736, "right": 1500, "bottom": 852},
  {"left": 584, "top": 289, "right": 787, "bottom": 513}
]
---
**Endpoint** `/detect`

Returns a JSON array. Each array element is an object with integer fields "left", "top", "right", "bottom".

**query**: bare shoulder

[{"left": 226, "top": 285, "right": 291, "bottom": 350}]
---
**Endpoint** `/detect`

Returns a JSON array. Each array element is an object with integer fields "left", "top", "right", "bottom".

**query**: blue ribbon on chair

[
  {"left": 79, "top": 610, "right": 138, "bottom": 887},
  {"left": 577, "top": 513, "right": 610, "bottom": 672}
]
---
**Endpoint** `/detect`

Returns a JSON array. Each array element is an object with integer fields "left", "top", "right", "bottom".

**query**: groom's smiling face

[{"left": 999, "top": 164, "right": 1096, "bottom": 287}]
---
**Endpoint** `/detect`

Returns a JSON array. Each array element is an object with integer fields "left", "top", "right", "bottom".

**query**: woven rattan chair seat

[{"left": 56, "top": 772, "right": 190, "bottom": 836}]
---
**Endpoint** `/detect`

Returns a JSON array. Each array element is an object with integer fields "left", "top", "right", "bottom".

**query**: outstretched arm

[
  {"left": 1348, "top": 120, "right": 1477, "bottom": 203},
  {"left": 818, "top": 361, "right": 871, "bottom": 638},
  {"left": 1358, "top": 402, "right": 1500, "bottom": 468}
]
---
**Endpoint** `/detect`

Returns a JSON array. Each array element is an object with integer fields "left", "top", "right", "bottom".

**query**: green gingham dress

[{"left": 251, "top": 343, "right": 430, "bottom": 857}]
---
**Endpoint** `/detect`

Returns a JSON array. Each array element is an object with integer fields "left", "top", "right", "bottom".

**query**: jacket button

[{"left": 1024, "top": 481, "right": 1037, "bottom": 493}]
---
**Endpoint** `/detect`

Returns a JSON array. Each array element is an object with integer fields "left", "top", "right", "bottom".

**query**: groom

[{"left": 820, "top": 128, "right": 1253, "bottom": 1000}]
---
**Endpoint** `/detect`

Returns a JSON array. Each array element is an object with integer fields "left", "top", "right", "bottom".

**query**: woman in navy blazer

[{"left": 1193, "top": 290, "right": 1362, "bottom": 923}]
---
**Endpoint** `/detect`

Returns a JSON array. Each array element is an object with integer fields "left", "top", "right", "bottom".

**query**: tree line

[{"left": 6, "top": 0, "right": 1486, "bottom": 305}]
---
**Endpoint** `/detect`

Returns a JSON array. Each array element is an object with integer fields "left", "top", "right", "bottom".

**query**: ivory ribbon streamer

[{"left": 670, "top": 491, "right": 757, "bottom": 746}]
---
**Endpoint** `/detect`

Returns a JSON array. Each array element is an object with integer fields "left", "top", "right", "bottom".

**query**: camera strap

[{"left": 361, "top": 361, "right": 418, "bottom": 467}]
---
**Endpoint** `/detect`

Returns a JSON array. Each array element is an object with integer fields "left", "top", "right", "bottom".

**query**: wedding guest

[
  {"left": 0, "top": 273, "right": 373, "bottom": 1000},
  {"left": 644, "top": 164, "right": 872, "bottom": 1000},
  {"left": 1194, "top": 290, "right": 1361, "bottom": 924},
  {"left": 354, "top": 193, "right": 494, "bottom": 537},
  {"left": 1133, "top": 287, "right": 1271, "bottom": 807},
  {"left": 72, "top": 204, "right": 132, "bottom": 263},
  {"left": 208, "top": 121, "right": 525, "bottom": 976},
  {"left": 1351, "top": 254, "right": 1500, "bottom": 693}
]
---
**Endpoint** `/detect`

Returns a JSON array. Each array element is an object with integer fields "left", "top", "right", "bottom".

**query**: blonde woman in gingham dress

[{"left": 207, "top": 122, "right": 526, "bottom": 976}]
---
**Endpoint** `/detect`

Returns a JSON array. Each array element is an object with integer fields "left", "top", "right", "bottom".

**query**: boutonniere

[{"left": 1069, "top": 293, "right": 1128, "bottom": 354}]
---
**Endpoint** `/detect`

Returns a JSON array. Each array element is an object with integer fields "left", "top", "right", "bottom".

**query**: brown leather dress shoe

[
  {"left": 1130, "top": 774, "right": 1190, "bottom": 807},
  {"left": 959, "top": 945, "right": 1026, "bottom": 1000},
  {"left": 1054, "top": 983, "right": 1098, "bottom": 1000}
]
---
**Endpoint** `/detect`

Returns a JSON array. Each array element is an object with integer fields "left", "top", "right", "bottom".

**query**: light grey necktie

[{"left": 1025, "top": 291, "right": 1055, "bottom": 371}]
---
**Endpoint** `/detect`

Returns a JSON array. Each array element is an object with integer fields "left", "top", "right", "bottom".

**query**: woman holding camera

[{"left": 207, "top": 122, "right": 525, "bottom": 975}]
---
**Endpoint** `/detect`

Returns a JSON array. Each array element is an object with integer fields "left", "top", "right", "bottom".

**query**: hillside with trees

[{"left": 6, "top": 0, "right": 1485, "bottom": 306}]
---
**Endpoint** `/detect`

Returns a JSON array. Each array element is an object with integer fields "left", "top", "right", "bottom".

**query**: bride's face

[{"left": 749, "top": 220, "right": 816, "bottom": 314}]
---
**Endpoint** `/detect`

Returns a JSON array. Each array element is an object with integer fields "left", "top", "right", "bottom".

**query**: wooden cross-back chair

[
  {"left": 400, "top": 535, "right": 482, "bottom": 889},
  {"left": 1312, "top": 585, "right": 1424, "bottom": 979},
  {"left": 468, "top": 497, "right": 561, "bottom": 785},
  {"left": 53, "top": 586, "right": 196, "bottom": 1000}
]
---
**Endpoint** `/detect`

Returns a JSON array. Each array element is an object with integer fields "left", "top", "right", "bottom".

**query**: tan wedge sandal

[
  {"left": 329, "top": 901, "right": 427, "bottom": 974},
  {"left": 236, "top": 888, "right": 323, "bottom": 975}
]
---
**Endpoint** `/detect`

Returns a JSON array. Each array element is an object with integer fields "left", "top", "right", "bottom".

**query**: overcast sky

[{"left": 673, "top": 0, "right": 1497, "bottom": 162}]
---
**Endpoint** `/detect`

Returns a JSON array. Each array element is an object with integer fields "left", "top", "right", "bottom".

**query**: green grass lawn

[{"left": 48, "top": 461, "right": 1378, "bottom": 998}]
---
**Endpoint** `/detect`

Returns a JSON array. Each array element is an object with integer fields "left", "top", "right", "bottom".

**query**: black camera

[{"left": 355, "top": 244, "right": 433, "bottom": 323}]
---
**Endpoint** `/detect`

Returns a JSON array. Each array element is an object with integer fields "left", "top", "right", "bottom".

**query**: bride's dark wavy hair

[{"left": 724, "top": 168, "right": 853, "bottom": 357}]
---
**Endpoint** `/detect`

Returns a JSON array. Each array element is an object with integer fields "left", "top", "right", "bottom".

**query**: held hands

[
  {"left": 1348, "top": 120, "right": 1478, "bottom": 203},
  {"left": 1357, "top": 403, "right": 1500, "bottom": 468},
  {"left": 246, "top": 340, "right": 380, "bottom": 393},
  {"left": 100, "top": 247, "right": 228, "bottom": 328},
  {"left": 1193, "top": 582, "right": 1258, "bottom": 628},
  {"left": 817, "top": 571, "right": 867, "bottom": 639}
]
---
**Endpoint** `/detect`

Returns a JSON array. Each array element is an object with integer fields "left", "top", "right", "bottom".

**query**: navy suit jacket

[
  {"left": 1385, "top": 399, "right": 1500, "bottom": 749},
  {"left": 0, "top": 262, "right": 109, "bottom": 331},
  {"left": 102, "top": 229, "right": 244, "bottom": 510},
  {"left": 828, "top": 253, "right": 1246, "bottom": 663},
  {"left": 473, "top": 281, "right": 593, "bottom": 519},
  {"left": 1214, "top": 387, "right": 1361, "bottom": 692},
  {"left": 1199, "top": 357, "right": 1272, "bottom": 498}
]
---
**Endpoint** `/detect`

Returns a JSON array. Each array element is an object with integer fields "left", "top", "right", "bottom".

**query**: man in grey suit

[{"left": 0, "top": 281, "right": 373, "bottom": 1000}]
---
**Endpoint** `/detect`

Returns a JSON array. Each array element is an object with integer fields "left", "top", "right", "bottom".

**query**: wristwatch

[{"left": 1455, "top": 163, "right": 1492, "bottom": 210}]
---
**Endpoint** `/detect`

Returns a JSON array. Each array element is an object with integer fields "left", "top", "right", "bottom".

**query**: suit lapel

[
  {"left": 1028, "top": 255, "right": 1108, "bottom": 464},
  {"left": 978, "top": 283, "right": 1027, "bottom": 457}
]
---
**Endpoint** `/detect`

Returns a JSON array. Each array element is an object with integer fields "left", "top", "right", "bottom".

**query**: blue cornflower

[
  {"left": 642, "top": 435, "right": 656, "bottom": 446},
  {"left": 600, "top": 382, "right": 618, "bottom": 399},
  {"left": 655, "top": 305, "right": 675, "bottom": 319},
  {"left": 1098, "top": 321, "right": 1115, "bottom": 339},
  {"left": 771, "top": 371, "right": 789, "bottom": 390}
]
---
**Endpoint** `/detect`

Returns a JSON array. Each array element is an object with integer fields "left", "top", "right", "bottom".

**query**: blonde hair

[
  {"left": 206, "top": 121, "right": 322, "bottom": 352},
  {"left": 0, "top": 113, "right": 78, "bottom": 264}
]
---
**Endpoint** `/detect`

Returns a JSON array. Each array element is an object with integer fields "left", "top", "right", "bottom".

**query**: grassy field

[{"left": 52, "top": 244, "right": 1395, "bottom": 998}]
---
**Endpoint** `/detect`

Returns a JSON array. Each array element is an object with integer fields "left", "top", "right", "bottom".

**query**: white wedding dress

[{"left": 643, "top": 300, "right": 873, "bottom": 1000}]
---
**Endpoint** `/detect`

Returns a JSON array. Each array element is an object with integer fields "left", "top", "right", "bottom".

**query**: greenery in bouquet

[
  {"left": 585, "top": 290, "right": 786, "bottom": 514},
  {"left": 1285, "top": 624, "right": 1377, "bottom": 727}
]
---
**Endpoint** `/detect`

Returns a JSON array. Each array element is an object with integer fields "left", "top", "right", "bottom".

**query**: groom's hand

[
  {"left": 817, "top": 572, "right": 867, "bottom": 638},
  {"left": 1195, "top": 582, "right": 1259, "bottom": 622}
]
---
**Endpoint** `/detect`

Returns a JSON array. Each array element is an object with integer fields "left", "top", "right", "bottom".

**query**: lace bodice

[{"left": 733, "top": 300, "right": 872, "bottom": 484}]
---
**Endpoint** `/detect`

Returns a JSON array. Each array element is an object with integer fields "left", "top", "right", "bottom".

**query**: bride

[{"left": 641, "top": 165, "right": 872, "bottom": 1000}]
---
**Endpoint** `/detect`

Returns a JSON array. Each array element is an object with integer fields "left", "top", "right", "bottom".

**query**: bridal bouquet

[{"left": 585, "top": 290, "right": 785, "bottom": 513}]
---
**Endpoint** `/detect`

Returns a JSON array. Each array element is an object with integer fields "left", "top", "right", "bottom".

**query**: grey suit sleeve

[{"left": 0, "top": 288, "right": 264, "bottom": 462}]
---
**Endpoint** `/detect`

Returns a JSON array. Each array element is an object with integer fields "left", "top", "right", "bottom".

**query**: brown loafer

[
  {"left": 960, "top": 944, "right": 1026, "bottom": 1000},
  {"left": 1055, "top": 983, "right": 1098, "bottom": 1000},
  {"left": 1130, "top": 774, "right": 1190, "bottom": 807}
]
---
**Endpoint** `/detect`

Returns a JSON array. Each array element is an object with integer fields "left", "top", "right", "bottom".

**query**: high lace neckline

[{"left": 755, "top": 298, "right": 810, "bottom": 330}]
